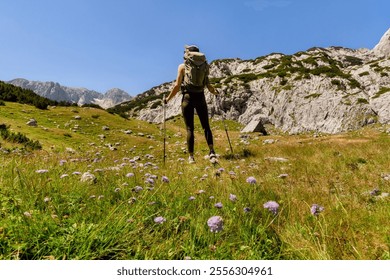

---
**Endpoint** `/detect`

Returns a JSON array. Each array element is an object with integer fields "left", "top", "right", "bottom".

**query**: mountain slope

[{"left": 112, "top": 28, "right": 390, "bottom": 134}]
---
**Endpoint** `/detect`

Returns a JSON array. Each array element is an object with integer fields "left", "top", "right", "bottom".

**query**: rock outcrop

[{"left": 373, "top": 28, "right": 390, "bottom": 57}]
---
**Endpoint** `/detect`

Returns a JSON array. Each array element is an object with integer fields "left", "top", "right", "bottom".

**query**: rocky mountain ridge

[
  {"left": 7, "top": 78, "right": 131, "bottom": 109},
  {"left": 113, "top": 28, "right": 390, "bottom": 134}
]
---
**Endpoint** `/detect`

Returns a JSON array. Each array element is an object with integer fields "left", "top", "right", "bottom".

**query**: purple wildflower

[
  {"left": 60, "top": 174, "right": 69, "bottom": 179},
  {"left": 214, "top": 202, "right": 223, "bottom": 209},
  {"left": 126, "top": 172, "right": 134, "bottom": 178},
  {"left": 263, "top": 201, "right": 279, "bottom": 215},
  {"left": 246, "top": 176, "right": 257, "bottom": 184},
  {"left": 145, "top": 178, "right": 155, "bottom": 185},
  {"left": 311, "top": 204, "right": 325, "bottom": 216},
  {"left": 59, "top": 160, "right": 67, "bottom": 166},
  {"left": 36, "top": 169, "right": 49, "bottom": 174},
  {"left": 133, "top": 186, "right": 143, "bottom": 193},
  {"left": 162, "top": 176, "right": 169, "bottom": 183},
  {"left": 207, "top": 216, "right": 223, "bottom": 233},
  {"left": 154, "top": 216, "right": 166, "bottom": 224},
  {"left": 370, "top": 188, "right": 381, "bottom": 196},
  {"left": 229, "top": 194, "right": 237, "bottom": 202},
  {"left": 189, "top": 196, "right": 196, "bottom": 201}
]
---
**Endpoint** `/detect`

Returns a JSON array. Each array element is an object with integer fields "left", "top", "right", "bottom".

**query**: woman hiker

[{"left": 164, "top": 45, "right": 219, "bottom": 164}]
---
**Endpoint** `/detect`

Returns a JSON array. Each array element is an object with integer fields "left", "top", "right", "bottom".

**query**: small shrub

[
  {"left": 0, "top": 124, "right": 42, "bottom": 150},
  {"left": 349, "top": 79, "right": 361, "bottom": 89},
  {"left": 305, "top": 93, "right": 321, "bottom": 99},
  {"left": 344, "top": 56, "right": 363, "bottom": 66},
  {"left": 373, "top": 87, "right": 390, "bottom": 99},
  {"left": 237, "top": 73, "right": 258, "bottom": 83},
  {"left": 357, "top": 98, "right": 369, "bottom": 104}
]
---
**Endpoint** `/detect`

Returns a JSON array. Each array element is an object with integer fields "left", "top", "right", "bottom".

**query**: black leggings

[{"left": 181, "top": 92, "right": 214, "bottom": 154}]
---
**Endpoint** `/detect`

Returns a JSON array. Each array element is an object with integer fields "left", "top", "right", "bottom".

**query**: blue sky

[{"left": 1, "top": 0, "right": 389, "bottom": 95}]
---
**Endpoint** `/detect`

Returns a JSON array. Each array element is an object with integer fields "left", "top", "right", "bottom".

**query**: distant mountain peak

[{"left": 6, "top": 79, "right": 132, "bottom": 109}]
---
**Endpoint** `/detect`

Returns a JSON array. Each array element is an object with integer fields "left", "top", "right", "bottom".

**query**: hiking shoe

[{"left": 188, "top": 156, "right": 196, "bottom": 164}]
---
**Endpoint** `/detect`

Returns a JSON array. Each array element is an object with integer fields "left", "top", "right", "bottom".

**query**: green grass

[{"left": 0, "top": 102, "right": 389, "bottom": 260}]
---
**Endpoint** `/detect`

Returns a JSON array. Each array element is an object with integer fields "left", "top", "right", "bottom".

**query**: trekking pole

[
  {"left": 162, "top": 94, "right": 166, "bottom": 166},
  {"left": 217, "top": 94, "right": 234, "bottom": 155}
]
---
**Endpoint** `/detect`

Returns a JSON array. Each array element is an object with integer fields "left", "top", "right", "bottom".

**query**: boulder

[{"left": 26, "top": 119, "right": 37, "bottom": 126}]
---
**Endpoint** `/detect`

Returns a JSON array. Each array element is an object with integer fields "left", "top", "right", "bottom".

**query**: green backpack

[{"left": 182, "top": 51, "right": 209, "bottom": 93}]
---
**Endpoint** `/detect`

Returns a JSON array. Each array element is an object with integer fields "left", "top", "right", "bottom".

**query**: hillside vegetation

[{"left": 0, "top": 101, "right": 389, "bottom": 259}]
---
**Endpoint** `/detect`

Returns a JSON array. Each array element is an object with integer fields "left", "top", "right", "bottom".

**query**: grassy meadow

[{"left": 0, "top": 102, "right": 389, "bottom": 260}]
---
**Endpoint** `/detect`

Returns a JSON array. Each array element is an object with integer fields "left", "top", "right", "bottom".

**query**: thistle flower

[
  {"left": 207, "top": 216, "right": 223, "bottom": 233},
  {"left": 154, "top": 216, "right": 166, "bottom": 224},
  {"left": 263, "top": 201, "right": 279, "bottom": 215},
  {"left": 133, "top": 186, "right": 143, "bottom": 193},
  {"left": 162, "top": 176, "right": 169, "bottom": 183},
  {"left": 246, "top": 176, "right": 257, "bottom": 184},
  {"left": 311, "top": 204, "right": 325, "bottom": 216},
  {"left": 229, "top": 194, "right": 237, "bottom": 202},
  {"left": 370, "top": 188, "right": 381, "bottom": 196},
  {"left": 214, "top": 202, "right": 223, "bottom": 209},
  {"left": 145, "top": 178, "right": 155, "bottom": 185}
]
